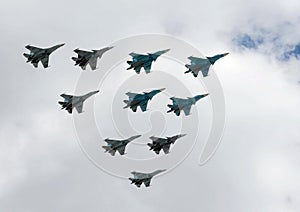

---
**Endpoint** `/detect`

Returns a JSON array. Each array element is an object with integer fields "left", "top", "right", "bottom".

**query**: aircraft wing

[
  {"left": 60, "top": 94, "right": 73, "bottom": 100},
  {"left": 75, "top": 102, "right": 83, "bottom": 113},
  {"left": 33, "top": 62, "right": 38, "bottom": 68},
  {"left": 130, "top": 105, "right": 138, "bottom": 112},
  {"left": 188, "top": 56, "right": 207, "bottom": 64},
  {"left": 140, "top": 101, "right": 148, "bottom": 112},
  {"left": 149, "top": 136, "right": 160, "bottom": 142},
  {"left": 132, "top": 172, "right": 146, "bottom": 179},
  {"left": 129, "top": 52, "right": 142, "bottom": 57},
  {"left": 104, "top": 139, "right": 119, "bottom": 146},
  {"left": 74, "top": 49, "right": 91, "bottom": 57},
  {"left": 200, "top": 63, "right": 211, "bottom": 77},
  {"left": 41, "top": 55, "right": 49, "bottom": 68},
  {"left": 170, "top": 97, "right": 183, "bottom": 105},
  {"left": 88, "top": 57, "right": 98, "bottom": 70},
  {"left": 183, "top": 105, "right": 192, "bottom": 116},
  {"left": 144, "top": 63, "right": 152, "bottom": 73},
  {"left": 67, "top": 107, "right": 73, "bottom": 114},
  {"left": 125, "top": 92, "right": 138, "bottom": 99},
  {"left": 25, "top": 45, "right": 41, "bottom": 53},
  {"left": 117, "top": 145, "right": 126, "bottom": 155},
  {"left": 162, "top": 144, "right": 171, "bottom": 154},
  {"left": 144, "top": 178, "right": 152, "bottom": 187}
]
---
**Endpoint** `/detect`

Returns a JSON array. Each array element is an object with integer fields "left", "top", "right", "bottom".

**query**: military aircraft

[
  {"left": 58, "top": 90, "right": 99, "bottom": 114},
  {"left": 167, "top": 94, "right": 209, "bottom": 116},
  {"left": 127, "top": 49, "right": 170, "bottom": 74},
  {"left": 129, "top": 169, "right": 166, "bottom": 188},
  {"left": 102, "top": 135, "right": 141, "bottom": 156},
  {"left": 123, "top": 88, "right": 165, "bottom": 112},
  {"left": 147, "top": 134, "right": 186, "bottom": 154},
  {"left": 23, "top": 43, "right": 65, "bottom": 68},
  {"left": 72, "top": 46, "right": 113, "bottom": 70},
  {"left": 185, "top": 53, "right": 229, "bottom": 77}
]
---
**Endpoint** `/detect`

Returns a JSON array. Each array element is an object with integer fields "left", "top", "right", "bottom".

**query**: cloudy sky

[{"left": 1, "top": 0, "right": 300, "bottom": 211}]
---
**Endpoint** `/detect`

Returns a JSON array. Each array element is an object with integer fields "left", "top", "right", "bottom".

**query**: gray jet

[
  {"left": 147, "top": 134, "right": 186, "bottom": 154},
  {"left": 127, "top": 49, "right": 170, "bottom": 74},
  {"left": 129, "top": 169, "right": 166, "bottom": 188},
  {"left": 124, "top": 88, "right": 165, "bottom": 112},
  {"left": 23, "top": 43, "right": 65, "bottom": 68},
  {"left": 185, "top": 53, "right": 229, "bottom": 77},
  {"left": 58, "top": 90, "right": 99, "bottom": 114},
  {"left": 167, "top": 94, "right": 209, "bottom": 116},
  {"left": 102, "top": 135, "right": 141, "bottom": 156},
  {"left": 72, "top": 46, "right": 113, "bottom": 70}
]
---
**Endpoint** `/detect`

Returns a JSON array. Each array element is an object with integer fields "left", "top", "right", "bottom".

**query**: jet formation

[
  {"left": 167, "top": 94, "right": 209, "bottom": 116},
  {"left": 58, "top": 90, "right": 99, "bottom": 114},
  {"left": 102, "top": 135, "right": 141, "bottom": 156},
  {"left": 185, "top": 53, "right": 229, "bottom": 77},
  {"left": 72, "top": 46, "right": 113, "bottom": 70},
  {"left": 123, "top": 88, "right": 165, "bottom": 112},
  {"left": 127, "top": 49, "right": 170, "bottom": 74},
  {"left": 147, "top": 134, "right": 186, "bottom": 154},
  {"left": 23, "top": 43, "right": 65, "bottom": 68},
  {"left": 129, "top": 169, "right": 166, "bottom": 187},
  {"left": 23, "top": 42, "right": 229, "bottom": 188}
]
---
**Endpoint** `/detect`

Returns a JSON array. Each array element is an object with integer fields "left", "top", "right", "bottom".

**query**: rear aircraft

[
  {"left": 23, "top": 43, "right": 64, "bottom": 68},
  {"left": 127, "top": 49, "right": 170, "bottom": 74},
  {"left": 129, "top": 169, "right": 166, "bottom": 188},
  {"left": 185, "top": 53, "right": 229, "bottom": 77},
  {"left": 102, "top": 135, "right": 141, "bottom": 156},
  {"left": 72, "top": 46, "right": 113, "bottom": 70},
  {"left": 58, "top": 90, "right": 99, "bottom": 114}
]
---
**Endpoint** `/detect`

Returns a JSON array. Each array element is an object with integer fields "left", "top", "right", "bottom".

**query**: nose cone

[
  {"left": 159, "top": 88, "right": 166, "bottom": 92},
  {"left": 155, "top": 49, "right": 170, "bottom": 55},
  {"left": 194, "top": 93, "right": 209, "bottom": 101},
  {"left": 156, "top": 169, "right": 166, "bottom": 174},
  {"left": 91, "top": 90, "right": 100, "bottom": 95},
  {"left": 55, "top": 43, "right": 65, "bottom": 49},
  {"left": 178, "top": 134, "right": 187, "bottom": 138},
  {"left": 222, "top": 52, "right": 229, "bottom": 57},
  {"left": 131, "top": 135, "right": 142, "bottom": 140},
  {"left": 161, "top": 49, "right": 170, "bottom": 54}
]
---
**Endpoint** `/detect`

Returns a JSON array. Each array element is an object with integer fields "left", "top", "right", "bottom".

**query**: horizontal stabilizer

[
  {"left": 102, "top": 146, "right": 116, "bottom": 156},
  {"left": 23, "top": 53, "right": 30, "bottom": 58},
  {"left": 71, "top": 57, "right": 78, "bottom": 61}
]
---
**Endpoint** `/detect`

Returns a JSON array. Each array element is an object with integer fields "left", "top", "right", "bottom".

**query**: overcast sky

[{"left": 1, "top": 0, "right": 300, "bottom": 211}]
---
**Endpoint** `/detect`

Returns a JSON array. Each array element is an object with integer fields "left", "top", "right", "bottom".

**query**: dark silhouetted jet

[
  {"left": 147, "top": 134, "right": 186, "bottom": 154},
  {"left": 72, "top": 46, "right": 113, "bottom": 70},
  {"left": 58, "top": 90, "right": 99, "bottom": 114},
  {"left": 185, "top": 53, "right": 229, "bottom": 77},
  {"left": 23, "top": 43, "right": 65, "bottom": 68},
  {"left": 127, "top": 49, "right": 170, "bottom": 74},
  {"left": 167, "top": 94, "right": 209, "bottom": 116},
  {"left": 129, "top": 169, "right": 166, "bottom": 188},
  {"left": 102, "top": 135, "right": 141, "bottom": 156},
  {"left": 124, "top": 88, "right": 165, "bottom": 112}
]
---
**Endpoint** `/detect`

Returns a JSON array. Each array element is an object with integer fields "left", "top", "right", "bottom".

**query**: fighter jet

[
  {"left": 167, "top": 94, "right": 209, "bottom": 116},
  {"left": 58, "top": 90, "right": 99, "bottom": 114},
  {"left": 72, "top": 46, "right": 113, "bottom": 70},
  {"left": 147, "top": 134, "right": 186, "bottom": 154},
  {"left": 23, "top": 43, "right": 65, "bottom": 68},
  {"left": 185, "top": 53, "right": 229, "bottom": 77},
  {"left": 102, "top": 135, "right": 141, "bottom": 156},
  {"left": 124, "top": 88, "right": 165, "bottom": 112},
  {"left": 129, "top": 169, "right": 166, "bottom": 188},
  {"left": 127, "top": 49, "right": 170, "bottom": 74}
]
